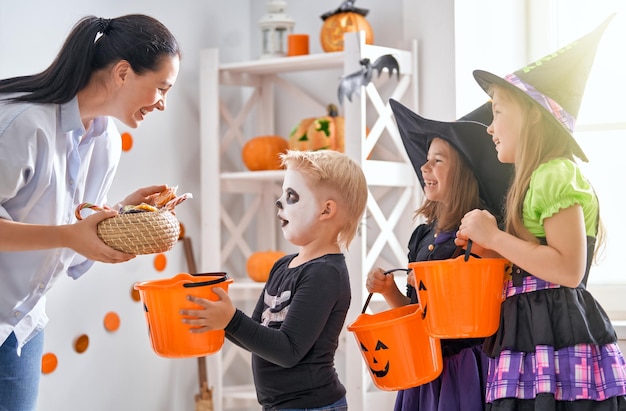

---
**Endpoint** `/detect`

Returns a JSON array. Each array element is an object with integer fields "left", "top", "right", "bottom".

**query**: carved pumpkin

[
  {"left": 289, "top": 104, "right": 345, "bottom": 152},
  {"left": 242, "top": 135, "right": 289, "bottom": 171},
  {"left": 246, "top": 250, "right": 286, "bottom": 282},
  {"left": 320, "top": 1, "right": 374, "bottom": 52}
]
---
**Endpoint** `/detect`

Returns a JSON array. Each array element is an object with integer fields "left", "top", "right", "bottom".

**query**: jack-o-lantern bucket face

[
  {"left": 347, "top": 304, "right": 442, "bottom": 391},
  {"left": 359, "top": 340, "right": 390, "bottom": 377},
  {"left": 409, "top": 255, "right": 509, "bottom": 338}
]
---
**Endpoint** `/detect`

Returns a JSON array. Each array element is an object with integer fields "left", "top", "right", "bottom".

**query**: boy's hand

[{"left": 181, "top": 288, "right": 236, "bottom": 333}]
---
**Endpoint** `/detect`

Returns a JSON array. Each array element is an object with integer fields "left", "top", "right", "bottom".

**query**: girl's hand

[
  {"left": 406, "top": 270, "right": 416, "bottom": 288},
  {"left": 366, "top": 267, "right": 395, "bottom": 294},
  {"left": 118, "top": 184, "right": 168, "bottom": 207},
  {"left": 452, "top": 238, "right": 499, "bottom": 258},
  {"left": 64, "top": 211, "right": 136, "bottom": 263},
  {"left": 181, "top": 288, "right": 236, "bottom": 333},
  {"left": 456, "top": 209, "right": 500, "bottom": 250}
]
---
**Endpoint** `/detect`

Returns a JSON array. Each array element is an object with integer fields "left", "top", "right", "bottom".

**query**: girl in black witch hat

[
  {"left": 456, "top": 16, "right": 626, "bottom": 410},
  {"left": 367, "top": 99, "right": 512, "bottom": 411}
]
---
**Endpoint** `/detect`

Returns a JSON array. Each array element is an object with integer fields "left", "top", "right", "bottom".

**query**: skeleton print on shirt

[{"left": 261, "top": 289, "right": 292, "bottom": 326}]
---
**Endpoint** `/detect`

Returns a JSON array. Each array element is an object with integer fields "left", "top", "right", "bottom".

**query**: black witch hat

[
  {"left": 390, "top": 99, "right": 513, "bottom": 215},
  {"left": 473, "top": 14, "right": 614, "bottom": 162}
]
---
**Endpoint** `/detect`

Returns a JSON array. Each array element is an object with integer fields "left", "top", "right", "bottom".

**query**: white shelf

[
  {"left": 200, "top": 32, "right": 419, "bottom": 411},
  {"left": 221, "top": 170, "right": 285, "bottom": 181},
  {"left": 221, "top": 160, "right": 415, "bottom": 187},
  {"left": 218, "top": 41, "right": 408, "bottom": 76},
  {"left": 220, "top": 52, "right": 344, "bottom": 75}
]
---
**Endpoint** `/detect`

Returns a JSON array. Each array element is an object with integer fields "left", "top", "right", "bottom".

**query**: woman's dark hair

[{"left": 0, "top": 14, "right": 180, "bottom": 104}]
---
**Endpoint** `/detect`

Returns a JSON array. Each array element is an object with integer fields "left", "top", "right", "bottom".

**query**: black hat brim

[{"left": 390, "top": 99, "right": 513, "bottom": 215}]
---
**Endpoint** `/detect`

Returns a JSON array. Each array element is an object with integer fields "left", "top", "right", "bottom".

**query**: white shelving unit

[{"left": 199, "top": 33, "right": 420, "bottom": 411}]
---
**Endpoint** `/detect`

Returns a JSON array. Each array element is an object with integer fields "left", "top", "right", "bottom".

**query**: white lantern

[{"left": 259, "top": 0, "right": 295, "bottom": 59}]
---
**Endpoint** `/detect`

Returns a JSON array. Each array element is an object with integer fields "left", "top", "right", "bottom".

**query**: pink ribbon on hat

[{"left": 504, "top": 73, "right": 576, "bottom": 133}]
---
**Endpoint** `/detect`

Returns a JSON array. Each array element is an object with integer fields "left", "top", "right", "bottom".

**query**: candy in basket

[{"left": 75, "top": 187, "right": 192, "bottom": 255}]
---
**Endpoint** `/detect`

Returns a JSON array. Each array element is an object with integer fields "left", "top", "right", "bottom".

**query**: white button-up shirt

[{"left": 0, "top": 94, "right": 121, "bottom": 353}]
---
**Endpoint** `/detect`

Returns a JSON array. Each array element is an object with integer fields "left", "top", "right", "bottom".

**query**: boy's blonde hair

[{"left": 280, "top": 150, "right": 368, "bottom": 249}]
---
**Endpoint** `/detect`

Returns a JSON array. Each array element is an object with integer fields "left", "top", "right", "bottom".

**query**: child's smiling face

[
  {"left": 276, "top": 168, "right": 323, "bottom": 246},
  {"left": 420, "top": 137, "right": 453, "bottom": 205},
  {"left": 488, "top": 87, "right": 523, "bottom": 164}
]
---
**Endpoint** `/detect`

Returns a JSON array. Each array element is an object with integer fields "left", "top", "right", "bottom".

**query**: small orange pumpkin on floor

[
  {"left": 246, "top": 250, "right": 286, "bottom": 282},
  {"left": 289, "top": 104, "right": 345, "bottom": 152},
  {"left": 242, "top": 135, "right": 289, "bottom": 171}
]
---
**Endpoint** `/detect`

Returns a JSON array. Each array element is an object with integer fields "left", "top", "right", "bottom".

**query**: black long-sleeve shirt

[{"left": 224, "top": 253, "right": 349, "bottom": 410}]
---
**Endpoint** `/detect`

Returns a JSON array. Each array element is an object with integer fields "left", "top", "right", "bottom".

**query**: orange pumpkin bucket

[
  {"left": 134, "top": 272, "right": 233, "bottom": 358},
  {"left": 409, "top": 245, "right": 509, "bottom": 339},
  {"left": 347, "top": 270, "right": 443, "bottom": 391}
]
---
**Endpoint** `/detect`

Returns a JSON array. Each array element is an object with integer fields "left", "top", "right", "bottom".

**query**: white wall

[
  {"left": 454, "top": 0, "right": 626, "bottom": 315},
  {"left": 0, "top": 1, "right": 429, "bottom": 411},
  {"left": 1, "top": 2, "right": 251, "bottom": 410},
  {"left": 3, "top": 0, "right": 624, "bottom": 410}
]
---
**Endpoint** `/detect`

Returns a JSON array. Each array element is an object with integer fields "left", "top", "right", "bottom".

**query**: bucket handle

[
  {"left": 183, "top": 272, "right": 230, "bottom": 288},
  {"left": 451, "top": 239, "right": 474, "bottom": 262},
  {"left": 361, "top": 268, "right": 412, "bottom": 314}
]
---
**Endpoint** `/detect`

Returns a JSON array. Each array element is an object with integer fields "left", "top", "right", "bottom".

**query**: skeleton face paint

[{"left": 276, "top": 168, "right": 322, "bottom": 245}]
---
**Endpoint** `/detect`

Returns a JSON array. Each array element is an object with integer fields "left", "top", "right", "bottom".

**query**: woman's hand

[
  {"left": 62, "top": 211, "right": 135, "bottom": 263},
  {"left": 181, "top": 288, "right": 236, "bottom": 333},
  {"left": 118, "top": 184, "right": 168, "bottom": 207}
]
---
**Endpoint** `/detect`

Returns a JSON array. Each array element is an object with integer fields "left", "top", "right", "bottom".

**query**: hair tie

[
  {"left": 94, "top": 18, "right": 111, "bottom": 43},
  {"left": 98, "top": 18, "right": 112, "bottom": 33}
]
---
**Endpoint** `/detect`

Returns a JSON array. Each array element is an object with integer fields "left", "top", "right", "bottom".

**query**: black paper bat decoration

[{"left": 337, "top": 54, "right": 400, "bottom": 104}]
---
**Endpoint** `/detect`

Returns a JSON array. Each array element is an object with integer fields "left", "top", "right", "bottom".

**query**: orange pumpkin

[
  {"left": 289, "top": 104, "right": 345, "bottom": 152},
  {"left": 246, "top": 250, "right": 286, "bottom": 282},
  {"left": 242, "top": 135, "right": 289, "bottom": 171},
  {"left": 320, "top": 3, "right": 374, "bottom": 52}
]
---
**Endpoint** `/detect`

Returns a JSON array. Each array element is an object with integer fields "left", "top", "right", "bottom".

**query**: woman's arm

[{"left": 0, "top": 214, "right": 134, "bottom": 263}]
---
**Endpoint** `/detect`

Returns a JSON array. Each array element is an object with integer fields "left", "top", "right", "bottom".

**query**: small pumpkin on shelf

[
  {"left": 241, "top": 135, "right": 289, "bottom": 171},
  {"left": 246, "top": 250, "right": 287, "bottom": 282},
  {"left": 289, "top": 104, "right": 345, "bottom": 153},
  {"left": 320, "top": 0, "right": 374, "bottom": 52}
]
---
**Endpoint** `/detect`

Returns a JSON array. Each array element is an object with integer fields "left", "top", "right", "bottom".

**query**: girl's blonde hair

[
  {"left": 489, "top": 84, "right": 604, "bottom": 260},
  {"left": 415, "top": 138, "right": 482, "bottom": 232},
  {"left": 280, "top": 150, "right": 368, "bottom": 249}
]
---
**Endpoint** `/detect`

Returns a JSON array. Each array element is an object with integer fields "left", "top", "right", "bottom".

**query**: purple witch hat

[{"left": 473, "top": 14, "right": 615, "bottom": 162}]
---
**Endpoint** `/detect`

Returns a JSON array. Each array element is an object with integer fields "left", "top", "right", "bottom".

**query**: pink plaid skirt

[{"left": 486, "top": 274, "right": 626, "bottom": 405}]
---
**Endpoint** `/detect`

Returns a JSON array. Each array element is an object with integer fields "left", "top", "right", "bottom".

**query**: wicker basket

[{"left": 76, "top": 203, "right": 180, "bottom": 255}]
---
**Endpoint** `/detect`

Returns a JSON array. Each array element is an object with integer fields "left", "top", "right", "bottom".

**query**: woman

[{"left": 0, "top": 14, "right": 180, "bottom": 411}]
